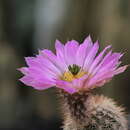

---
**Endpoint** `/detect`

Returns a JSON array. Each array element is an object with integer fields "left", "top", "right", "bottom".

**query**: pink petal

[
  {"left": 87, "top": 70, "right": 114, "bottom": 87},
  {"left": 76, "top": 36, "right": 93, "bottom": 67},
  {"left": 64, "top": 40, "right": 79, "bottom": 66},
  {"left": 83, "top": 41, "right": 99, "bottom": 70},
  {"left": 71, "top": 74, "right": 88, "bottom": 89},
  {"left": 94, "top": 78, "right": 111, "bottom": 87},
  {"left": 102, "top": 53, "right": 123, "bottom": 66},
  {"left": 25, "top": 57, "right": 36, "bottom": 67},
  {"left": 19, "top": 76, "right": 33, "bottom": 86},
  {"left": 20, "top": 76, "right": 55, "bottom": 90},
  {"left": 91, "top": 51, "right": 121, "bottom": 75},
  {"left": 56, "top": 80, "right": 77, "bottom": 94},
  {"left": 89, "top": 45, "right": 111, "bottom": 73},
  {"left": 55, "top": 40, "right": 67, "bottom": 69},
  {"left": 114, "top": 65, "right": 128, "bottom": 75},
  {"left": 41, "top": 49, "right": 65, "bottom": 73},
  {"left": 18, "top": 67, "right": 29, "bottom": 75},
  {"left": 28, "top": 67, "right": 56, "bottom": 79},
  {"left": 83, "top": 35, "right": 93, "bottom": 47},
  {"left": 97, "top": 58, "right": 119, "bottom": 74},
  {"left": 36, "top": 54, "right": 62, "bottom": 76},
  {"left": 96, "top": 52, "right": 123, "bottom": 75}
]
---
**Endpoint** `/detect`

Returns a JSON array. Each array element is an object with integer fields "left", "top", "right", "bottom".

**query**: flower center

[{"left": 62, "top": 64, "right": 86, "bottom": 82}]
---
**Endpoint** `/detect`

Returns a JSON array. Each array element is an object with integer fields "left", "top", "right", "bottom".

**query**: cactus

[{"left": 59, "top": 90, "right": 128, "bottom": 130}]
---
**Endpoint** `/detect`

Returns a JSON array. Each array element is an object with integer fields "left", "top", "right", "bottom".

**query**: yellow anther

[
  {"left": 75, "top": 71, "right": 86, "bottom": 79},
  {"left": 62, "top": 71, "right": 86, "bottom": 82},
  {"left": 62, "top": 71, "right": 74, "bottom": 82}
]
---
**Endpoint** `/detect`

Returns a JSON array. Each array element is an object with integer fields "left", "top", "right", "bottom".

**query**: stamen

[{"left": 62, "top": 64, "right": 86, "bottom": 82}]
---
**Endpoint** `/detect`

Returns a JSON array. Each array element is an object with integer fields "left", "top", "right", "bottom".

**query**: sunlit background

[{"left": 0, "top": 0, "right": 130, "bottom": 129}]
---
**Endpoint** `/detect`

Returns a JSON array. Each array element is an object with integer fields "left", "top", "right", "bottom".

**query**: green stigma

[{"left": 68, "top": 64, "right": 81, "bottom": 75}]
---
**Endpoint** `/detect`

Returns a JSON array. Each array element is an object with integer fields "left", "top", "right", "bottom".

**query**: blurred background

[{"left": 0, "top": 0, "right": 130, "bottom": 129}]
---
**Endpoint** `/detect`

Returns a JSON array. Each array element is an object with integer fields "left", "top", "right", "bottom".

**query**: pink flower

[{"left": 18, "top": 36, "right": 128, "bottom": 94}]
